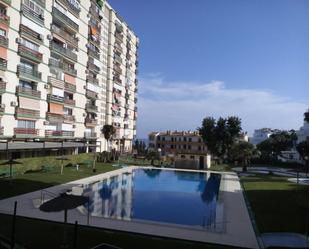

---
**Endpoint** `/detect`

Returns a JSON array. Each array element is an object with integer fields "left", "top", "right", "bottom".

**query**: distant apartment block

[
  {"left": 250, "top": 128, "right": 280, "bottom": 145},
  {"left": 0, "top": 0, "right": 139, "bottom": 155},
  {"left": 149, "top": 130, "right": 210, "bottom": 169},
  {"left": 297, "top": 109, "right": 309, "bottom": 143}
]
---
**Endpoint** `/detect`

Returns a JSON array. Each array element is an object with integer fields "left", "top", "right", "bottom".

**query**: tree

[
  {"left": 297, "top": 139, "right": 309, "bottom": 163},
  {"left": 101, "top": 125, "right": 116, "bottom": 151},
  {"left": 257, "top": 131, "right": 297, "bottom": 160},
  {"left": 304, "top": 110, "right": 309, "bottom": 123},
  {"left": 199, "top": 116, "right": 242, "bottom": 160},
  {"left": 146, "top": 151, "right": 160, "bottom": 166},
  {"left": 230, "top": 142, "right": 258, "bottom": 172}
]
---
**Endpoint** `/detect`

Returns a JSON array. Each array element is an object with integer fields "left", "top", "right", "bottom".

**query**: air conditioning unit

[
  {"left": 11, "top": 101, "right": 17, "bottom": 107},
  {"left": 39, "top": 13, "right": 44, "bottom": 19},
  {"left": 0, "top": 104, "right": 5, "bottom": 108},
  {"left": 38, "top": 34, "right": 44, "bottom": 41},
  {"left": 44, "top": 84, "right": 50, "bottom": 89},
  {"left": 43, "top": 121, "right": 49, "bottom": 125},
  {"left": 47, "top": 34, "right": 53, "bottom": 41},
  {"left": 16, "top": 38, "right": 22, "bottom": 44}
]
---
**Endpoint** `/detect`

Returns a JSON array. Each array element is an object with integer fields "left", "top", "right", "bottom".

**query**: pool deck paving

[{"left": 0, "top": 167, "right": 259, "bottom": 249}]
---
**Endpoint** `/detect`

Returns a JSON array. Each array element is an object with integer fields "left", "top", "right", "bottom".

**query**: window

[
  {"left": 189, "top": 137, "right": 192, "bottom": 142},
  {"left": 18, "top": 120, "right": 35, "bottom": 129},
  {"left": 184, "top": 137, "right": 187, "bottom": 142},
  {"left": 19, "top": 80, "right": 35, "bottom": 90},
  {"left": 64, "top": 107, "right": 73, "bottom": 115},
  {"left": 23, "top": 0, "right": 44, "bottom": 16},
  {"left": 21, "top": 38, "right": 39, "bottom": 51},
  {"left": 188, "top": 145, "right": 191, "bottom": 150},
  {"left": 0, "top": 29, "right": 6, "bottom": 37},
  {"left": 190, "top": 156, "right": 195, "bottom": 159}
]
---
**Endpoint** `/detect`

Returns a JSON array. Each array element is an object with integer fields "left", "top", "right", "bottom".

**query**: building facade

[
  {"left": 297, "top": 109, "right": 309, "bottom": 144},
  {"left": 0, "top": 0, "right": 138, "bottom": 154},
  {"left": 249, "top": 128, "right": 280, "bottom": 145},
  {"left": 148, "top": 130, "right": 210, "bottom": 169}
]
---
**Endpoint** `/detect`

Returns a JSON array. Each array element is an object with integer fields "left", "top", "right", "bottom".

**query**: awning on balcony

[{"left": 19, "top": 97, "right": 40, "bottom": 110}]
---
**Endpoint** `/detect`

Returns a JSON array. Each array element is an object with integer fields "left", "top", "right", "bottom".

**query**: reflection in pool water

[{"left": 81, "top": 169, "right": 223, "bottom": 230}]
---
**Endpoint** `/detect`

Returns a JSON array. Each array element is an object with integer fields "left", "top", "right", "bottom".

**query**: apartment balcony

[
  {"left": 89, "top": 35, "right": 100, "bottom": 47},
  {"left": 46, "top": 112, "right": 64, "bottom": 122},
  {"left": 125, "top": 93, "right": 130, "bottom": 99},
  {"left": 134, "top": 107, "right": 138, "bottom": 112},
  {"left": 20, "top": 24, "right": 43, "bottom": 44},
  {"left": 51, "top": 25, "right": 78, "bottom": 48},
  {"left": 50, "top": 42, "right": 77, "bottom": 62},
  {"left": 47, "top": 94, "right": 64, "bottom": 104},
  {"left": 48, "top": 76, "right": 65, "bottom": 89},
  {"left": 134, "top": 87, "right": 138, "bottom": 93},
  {"left": 84, "top": 131, "right": 97, "bottom": 139},
  {"left": 16, "top": 107, "right": 40, "bottom": 119},
  {"left": 89, "top": 3, "right": 102, "bottom": 20},
  {"left": 85, "top": 104, "right": 98, "bottom": 113},
  {"left": 86, "top": 89, "right": 98, "bottom": 99},
  {"left": 115, "top": 32, "right": 123, "bottom": 42},
  {"left": 88, "top": 48, "right": 100, "bottom": 60},
  {"left": 86, "top": 75, "right": 99, "bottom": 85},
  {"left": 127, "top": 42, "right": 132, "bottom": 50},
  {"left": 0, "top": 12, "right": 9, "bottom": 25},
  {"left": 0, "top": 81, "right": 6, "bottom": 93},
  {"left": 87, "top": 61, "right": 100, "bottom": 73},
  {"left": 52, "top": 7, "right": 79, "bottom": 32},
  {"left": 45, "top": 130, "right": 74, "bottom": 138},
  {"left": 14, "top": 128, "right": 39, "bottom": 137},
  {"left": 114, "top": 43, "right": 123, "bottom": 54},
  {"left": 64, "top": 114, "right": 75, "bottom": 123},
  {"left": 85, "top": 118, "right": 97, "bottom": 127},
  {"left": 64, "top": 98, "right": 75, "bottom": 106},
  {"left": 114, "top": 54, "right": 122, "bottom": 64},
  {"left": 49, "top": 58, "right": 77, "bottom": 76},
  {"left": 135, "top": 79, "right": 138, "bottom": 85},
  {"left": 33, "top": 0, "right": 45, "bottom": 7},
  {"left": 113, "top": 77, "right": 122, "bottom": 85},
  {"left": 0, "top": 58, "right": 7, "bottom": 71},
  {"left": 134, "top": 97, "right": 138, "bottom": 103},
  {"left": 18, "top": 45, "right": 43, "bottom": 63},
  {"left": 0, "top": 35, "right": 8, "bottom": 48},
  {"left": 21, "top": 4, "right": 44, "bottom": 25},
  {"left": 113, "top": 65, "right": 122, "bottom": 75},
  {"left": 0, "top": 104, "right": 5, "bottom": 114},
  {"left": 64, "top": 82, "right": 76, "bottom": 92},
  {"left": 17, "top": 86, "right": 41, "bottom": 99},
  {"left": 126, "top": 53, "right": 131, "bottom": 61},
  {"left": 57, "top": 0, "right": 80, "bottom": 16},
  {"left": 17, "top": 65, "right": 41, "bottom": 81}
]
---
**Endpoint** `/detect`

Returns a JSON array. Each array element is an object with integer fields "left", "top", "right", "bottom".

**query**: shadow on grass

[{"left": 0, "top": 214, "right": 241, "bottom": 249}]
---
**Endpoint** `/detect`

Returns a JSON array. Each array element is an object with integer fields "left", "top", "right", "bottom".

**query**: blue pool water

[{"left": 82, "top": 169, "right": 221, "bottom": 229}]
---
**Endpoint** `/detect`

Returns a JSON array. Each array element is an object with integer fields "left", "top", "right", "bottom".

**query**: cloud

[{"left": 136, "top": 75, "right": 308, "bottom": 138}]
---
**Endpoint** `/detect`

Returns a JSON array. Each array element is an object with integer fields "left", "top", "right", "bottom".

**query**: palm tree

[
  {"left": 229, "top": 141, "right": 259, "bottom": 172},
  {"left": 101, "top": 125, "right": 116, "bottom": 152}
]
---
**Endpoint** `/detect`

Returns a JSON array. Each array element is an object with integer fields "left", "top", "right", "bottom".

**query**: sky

[{"left": 108, "top": 0, "right": 309, "bottom": 138}]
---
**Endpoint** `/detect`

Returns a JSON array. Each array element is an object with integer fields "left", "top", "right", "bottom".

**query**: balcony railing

[
  {"left": 46, "top": 112, "right": 64, "bottom": 122},
  {"left": 47, "top": 94, "right": 64, "bottom": 103},
  {"left": 64, "top": 98, "right": 75, "bottom": 106},
  {"left": 64, "top": 82, "right": 76, "bottom": 92},
  {"left": 48, "top": 76, "right": 65, "bottom": 89},
  {"left": 86, "top": 75, "right": 99, "bottom": 85},
  {"left": 64, "top": 114, "right": 75, "bottom": 123},
  {"left": 53, "top": 7, "right": 79, "bottom": 32},
  {"left": 33, "top": 0, "right": 45, "bottom": 7},
  {"left": 51, "top": 25, "right": 78, "bottom": 47},
  {"left": 17, "top": 86, "right": 41, "bottom": 99},
  {"left": 45, "top": 130, "right": 74, "bottom": 138},
  {"left": 114, "top": 54, "right": 122, "bottom": 64},
  {"left": 49, "top": 58, "right": 77, "bottom": 76},
  {"left": 113, "top": 77, "right": 122, "bottom": 85},
  {"left": 18, "top": 45, "right": 43, "bottom": 63},
  {"left": 14, "top": 128, "right": 39, "bottom": 137},
  {"left": 0, "top": 58, "right": 7, "bottom": 71},
  {"left": 16, "top": 107, "right": 40, "bottom": 119},
  {"left": 0, "top": 35, "right": 8, "bottom": 48},
  {"left": 115, "top": 32, "right": 123, "bottom": 42},
  {"left": 89, "top": 4, "right": 101, "bottom": 20},
  {"left": 20, "top": 24, "right": 43, "bottom": 44},
  {"left": 85, "top": 118, "right": 97, "bottom": 126},
  {"left": 86, "top": 90, "right": 98, "bottom": 99},
  {"left": 21, "top": 4, "right": 44, "bottom": 25},
  {"left": 85, "top": 104, "right": 98, "bottom": 112},
  {"left": 50, "top": 42, "right": 77, "bottom": 61},
  {"left": 0, "top": 12, "right": 9, "bottom": 25},
  {"left": 84, "top": 132, "right": 97, "bottom": 138},
  {"left": 0, "top": 81, "right": 6, "bottom": 93},
  {"left": 87, "top": 61, "right": 100, "bottom": 73},
  {"left": 114, "top": 65, "right": 122, "bottom": 75},
  {"left": 88, "top": 48, "right": 100, "bottom": 60},
  {"left": 57, "top": 0, "right": 80, "bottom": 16},
  {"left": 17, "top": 65, "right": 41, "bottom": 81}
]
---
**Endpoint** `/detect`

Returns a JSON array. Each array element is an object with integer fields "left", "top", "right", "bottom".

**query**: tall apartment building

[{"left": 0, "top": 0, "right": 139, "bottom": 155}]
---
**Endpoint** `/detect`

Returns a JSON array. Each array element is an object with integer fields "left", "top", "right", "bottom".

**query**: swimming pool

[{"left": 81, "top": 168, "right": 223, "bottom": 231}]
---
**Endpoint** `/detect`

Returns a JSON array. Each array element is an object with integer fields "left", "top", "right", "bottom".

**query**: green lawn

[{"left": 241, "top": 174, "right": 309, "bottom": 234}]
